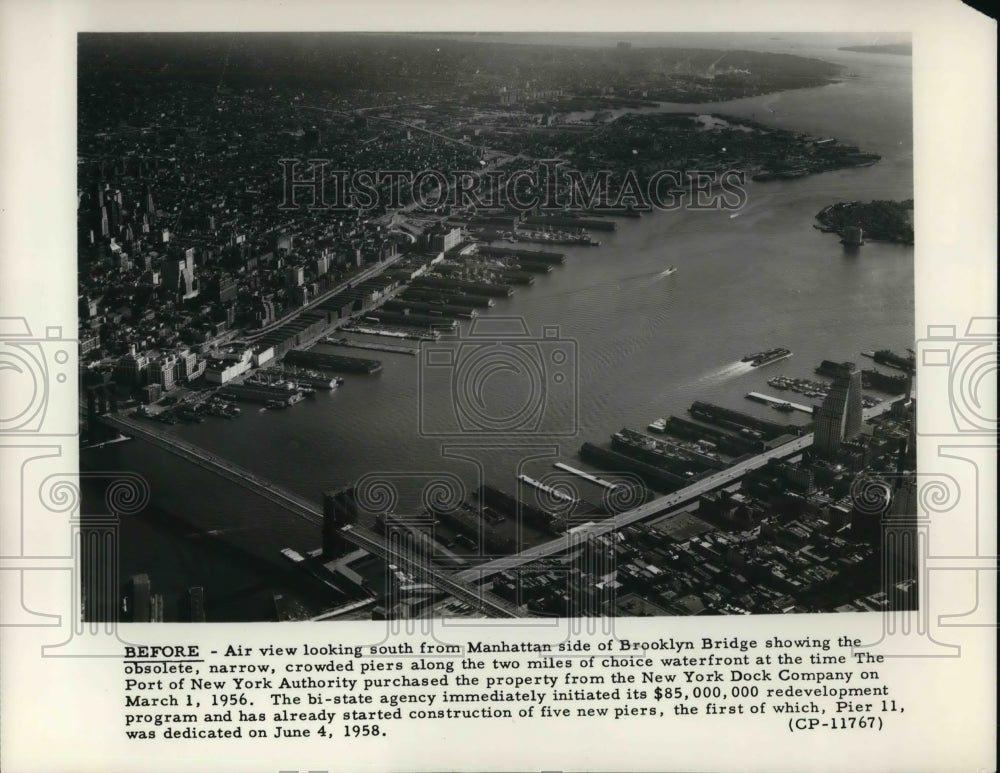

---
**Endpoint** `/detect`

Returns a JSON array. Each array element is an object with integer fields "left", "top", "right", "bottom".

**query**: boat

[
  {"left": 742, "top": 347, "right": 792, "bottom": 367},
  {"left": 280, "top": 547, "right": 305, "bottom": 564},
  {"left": 277, "top": 365, "right": 341, "bottom": 390},
  {"left": 661, "top": 266, "right": 677, "bottom": 277},
  {"left": 647, "top": 418, "right": 668, "bottom": 433}
]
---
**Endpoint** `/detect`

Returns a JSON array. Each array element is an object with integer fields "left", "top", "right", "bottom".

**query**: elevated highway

[{"left": 455, "top": 398, "right": 901, "bottom": 583}]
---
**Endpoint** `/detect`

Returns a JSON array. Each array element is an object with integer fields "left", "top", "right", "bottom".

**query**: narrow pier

[
  {"left": 517, "top": 474, "right": 577, "bottom": 503},
  {"left": 323, "top": 336, "right": 418, "bottom": 356},
  {"left": 746, "top": 391, "right": 814, "bottom": 415},
  {"left": 553, "top": 462, "right": 617, "bottom": 490},
  {"left": 341, "top": 324, "right": 439, "bottom": 341}
]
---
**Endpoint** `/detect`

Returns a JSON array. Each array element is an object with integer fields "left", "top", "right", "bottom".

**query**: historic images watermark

[
  {"left": 418, "top": 318, "right": 579, "bottom": 437},
  {"left": 277, "top": 159, "right": 748, "bottom": 213},
  {"left": 0, "top": 317, "right": 78, "bottom": 437}
]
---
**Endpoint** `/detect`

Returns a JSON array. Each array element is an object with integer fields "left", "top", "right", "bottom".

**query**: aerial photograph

[{"left": 76, "top": 32, "right": 917, "bottom": 622}]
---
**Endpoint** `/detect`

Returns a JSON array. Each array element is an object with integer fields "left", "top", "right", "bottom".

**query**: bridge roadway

[
  {"left": 102, "top": 398, "right": 899, "bottom": 609},
  {"left": 98, "top": 413, "right": 524, "bottom": 618},
  {"left": 454, "top": 398, "right": 900, "bottom": 584}
]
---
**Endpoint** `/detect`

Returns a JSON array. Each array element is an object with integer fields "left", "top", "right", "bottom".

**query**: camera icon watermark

[
  {"left": 418, "top": 317, "right": 578, "bottom": 437},
  {"left": 916, "top": 317, "right": 997, "bottom": 436},
  {"left": 0, "top": 317, "right": 78, "bottom": 436}
]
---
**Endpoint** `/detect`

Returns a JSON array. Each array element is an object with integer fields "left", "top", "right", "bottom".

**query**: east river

[{"left": 82, "top": 38, "right": 914, "bottom": 620}]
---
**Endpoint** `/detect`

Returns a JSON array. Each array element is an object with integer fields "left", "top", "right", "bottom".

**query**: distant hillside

[{"left": 839, "top": 43, "right": 912, "bottom": 56}]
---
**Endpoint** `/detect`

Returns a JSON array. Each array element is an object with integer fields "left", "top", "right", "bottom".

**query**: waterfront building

[
  {"left": 114, "top": 346, "right": 149, "bottom": 385},
  {"left": 251, "top": 345, "right": 275, "bottom": 367},
  {"left": 140, "top": 383, "right": 161, "bottom": 403},
  {"left": 814, "top": 362, "right": 863, "bottom": 458},
  {"left": 428, "top": 225, "right": 462, "bottom": 253},
  {"left": 150, "top": 353, "right": 179, "bottom": 391}
]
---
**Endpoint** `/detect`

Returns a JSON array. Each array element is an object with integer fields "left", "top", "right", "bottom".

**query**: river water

[{"left": 82, "top": 39, "right": 913, "bottom": 619}]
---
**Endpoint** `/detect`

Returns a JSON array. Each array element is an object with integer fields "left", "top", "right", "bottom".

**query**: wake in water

[
  {"left": 694, "top": 359, "right": 755, "bottom": 386},
  {"left": 552, "top": 265, "right": 678, "bottom": 299}
]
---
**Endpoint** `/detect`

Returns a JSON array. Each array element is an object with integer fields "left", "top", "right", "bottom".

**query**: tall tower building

[
  {"left": 142, "top": 184, "right": 156, "bottom": 224},
  {"left": 162, "top": 248, "right": 199, "bottom": 301},
  {"left": 842, "top": 362, "right": 863, "bottom": 438},
  {"left": 814, "top": 362, "right": 863, "bottom": 458},
  {"left": 103, "top": 197, "right": 122, "bottom": 233}
]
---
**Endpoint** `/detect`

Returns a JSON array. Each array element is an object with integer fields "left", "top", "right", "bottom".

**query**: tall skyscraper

[
  {"left": 814, "top": 362, "right": 863, "bottom": 458},
  {"left": 103, "top": 196, "right": 122, "bottom": 233},
  {"left": 162, "top": 248, "right": 199, "bottom": 301}
]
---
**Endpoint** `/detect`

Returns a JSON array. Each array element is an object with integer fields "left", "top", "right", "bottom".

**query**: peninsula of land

[{"left": 815, "top": 199, "right": 915, "bottom": 245}]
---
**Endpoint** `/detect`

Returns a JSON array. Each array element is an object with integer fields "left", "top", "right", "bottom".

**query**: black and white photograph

[
  {"left": 75, "top": 30, "right": 920, "bottom": 623},
  {"left": 0, "top": 2, "right": 995, "bottom": 771}
]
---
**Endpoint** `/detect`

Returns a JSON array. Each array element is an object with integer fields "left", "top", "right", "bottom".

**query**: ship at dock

[
  {"left": 272, "top": 365, "right": 344, "bottom": 390},
  {"left": 220, "top": 372, "right": 308, "bottom": 407},
  {"left": 284, "top": 349, "right": 383, "bottom": 374},
  {"left": 742, "top": 347, "right": 792, "bottom": 367}
]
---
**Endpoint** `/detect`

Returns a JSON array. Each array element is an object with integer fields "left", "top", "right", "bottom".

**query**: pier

[
  {"left": 341, "top": 324, "right": 439, "bottom": 341},
  {"left": 285, "top": 349, "right": 383, "bottom": 374},
  {"left": 454, "top": 397, "right": 901, "bottom": 584},
  {"left": 746, "top": 392, "right": 815, "bottom": 415},
  {"left": 524, "top": 214, "right": 617, "bottom": 231},
  {"left": 411, "top": 276, "right": 513, "bottom": 298},
  {"left": 382, "top": 298, "right": 478, "bottom": 319},
  {"left": 689, "top": 400, "right": 797, "bottom": 440},
  {"left": 517, "top": 474, "right": 577, "bottom": 504},
  {"left": 401, "top": 287, "right": 495, "bottom": 308},
  {"left": 365, "top": 310, "right": 458, "bottom": 330},
  {"left": 323, "top": 336, "right": 418, "bottom": 356},
  {"left": 476, "top": 245, "right": 567, "bottom": 264},
  {"left": 553, "top": 462, "right": 617, "bottom": 490}
]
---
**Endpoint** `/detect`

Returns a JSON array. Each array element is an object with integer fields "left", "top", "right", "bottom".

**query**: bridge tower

[
  {"left": 322, "top": 486, "right": 358, "bottom": 559},
  {"left": 85, "top": 382, "right": 118, "bottom": 442}
]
